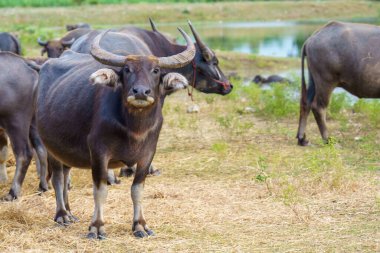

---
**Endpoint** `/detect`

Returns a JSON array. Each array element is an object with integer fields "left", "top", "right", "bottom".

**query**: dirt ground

[{"left": 0, "top": 89, "right": 378, "bottom": 252}]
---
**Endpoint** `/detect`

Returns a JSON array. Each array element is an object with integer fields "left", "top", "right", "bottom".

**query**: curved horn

[
  {"left": 91, "top": 30, "right": 126, "bottom": 67},
  {"left": 149, "top": 17, "right": 158, "bottom": 32},
  {"left": 188, "top": 20, "right": 213, "bottom": 60},
  {"left": 157, "top": 27, "right": 195, "bottom": 68},
  {"left": 37, "top": 37, "right": 48, "bottom": 47},
  {"left": 61, "top": 37, "right": 75, "bottom": 47}
]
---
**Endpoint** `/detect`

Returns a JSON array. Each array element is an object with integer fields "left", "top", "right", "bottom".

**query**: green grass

[{"left": 0, "top": 0, "right": 254, "bottom": 7}]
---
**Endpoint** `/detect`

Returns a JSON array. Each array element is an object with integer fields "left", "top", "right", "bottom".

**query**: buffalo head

[
  {"left": 38, "top": 37, "right": 75, "bottom": 58},
  {"left": 89, "top": 29, "right": 195, "bottom": 110},
  {"left": 188, "top": 21, "right": 233, "bottom": 95}
]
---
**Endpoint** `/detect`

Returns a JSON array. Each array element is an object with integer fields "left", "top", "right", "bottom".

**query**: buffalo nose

[{"left": 132, "top": 86, "right": 151, "bottom": 99}]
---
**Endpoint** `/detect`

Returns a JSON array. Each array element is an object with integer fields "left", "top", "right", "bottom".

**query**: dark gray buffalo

[
  {"left": 253, "top": 74, "right": 291, "bottom": 85},
  {"left": 0, "top": 32, "right": 21, "bottom": 55},
  {"left": 66, "top": 23, "right": 91, "bottom": 31},
  {"left": 38, "top": 28, "right": 91, "bottom": 58},
  {"left": 297, "top": 21, "right": 380, "bottom": 145},
  {"left": 37, "top": 29, "right": 195, "bottom": 239},
  {"left": 71, "top": 20, "right": 233, "bottom": 178},
  {"left": 0, "top": 52, "right": 49, "bottom": 201}
]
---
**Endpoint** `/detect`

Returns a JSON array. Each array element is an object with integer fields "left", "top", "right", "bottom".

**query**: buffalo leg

[
  {"left": 107, "top": 169, "right": 120, "bottom": 185},
  {"left": 1, "top": 122, "right": 33, "bottom": 201},
  {"left": 311, "top": 84, "right": 333, "bottom": 143},
  {"left": 296, "top": 101, "right": 312, "bottom": 146},
  {"left": 120, "top": 164, "right": 160, "bottom": 178},
  {"left": 29, "top": 121, "right": 49, "bottom": 192},
  {"left": 62, "top": 165, "right": 78, "bottom": 221},
  {"left": 0, "top": 131, "right": 8, "bottom": 183},
  {"left": 132, "top": 161, "right": 154, "bottom": 238},
  {"left": 51, "top": 158, "right": 76, "bottom": 225},
  {"left": 88, "top": 153, "right": 109, "bottom": 240}
]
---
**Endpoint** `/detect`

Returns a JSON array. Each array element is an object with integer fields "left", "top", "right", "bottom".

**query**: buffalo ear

[
  {"left": 162, "top": 73, "right": 188, "bottom": 95},
  {"left": 41, "top": 48, "right": 47, "bottom": 56},
  {"left": 89, "top": 68, "right": 121, "bottom": 90}
]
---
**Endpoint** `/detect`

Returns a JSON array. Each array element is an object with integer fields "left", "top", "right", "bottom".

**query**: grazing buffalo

[
  {"left": 297, "top": 21, "right": 380, "bottom": 146},
  {"left": 0, "top": 32, "right": 21, "bottom": 55},
  {"left": 38, "top": 28, "right": 91, "bottom": 58},
  {"left": 66, "top": 23, "right": 91, "bottom": 31},
  {"left": 253, "top": 74, "right": 291, "bottom": 85},
  {"left": 70, "top": 19, "right": 233, "bottom": 179},
  {"left": 37, "top": 28, "right": 195, "bottom": 239},
  {"left": 0, "top": 52, "right": 49, "bottom": 201}
]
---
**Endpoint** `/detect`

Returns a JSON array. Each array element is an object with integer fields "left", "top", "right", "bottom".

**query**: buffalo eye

[
  {"left": 124, "top": 66, "right": 130, "bottom": 73},
  {"left": 152, "top": 68, "right": 160, "bottom": 74}
]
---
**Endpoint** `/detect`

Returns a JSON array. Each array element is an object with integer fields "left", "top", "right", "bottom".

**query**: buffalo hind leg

[
  {"left": 51, "top": 158, "right": 76, "bottom": 225},
  {"left": 0, "top": 131, "right": 8, "bottom": 183},
  {"left": 88, "top": 153, "right": 109, "bottom": 240},
  {"left": 29, "top": 120, "right": 49, "bottom": 192},
  {"left": 311, "top": 84, "right": 334, "bottom": 144},
  {"left": 132, "top": 162, "right": 154, "bottom": 238},
  {"left": 120, "top": 164, "right": 160, "bottom": 178},
  {"left": 1, "top": 122, "right": 33, "bottom": 201},
  {"left": 107, "top": 169, "right": 120, "bottom": 185}
]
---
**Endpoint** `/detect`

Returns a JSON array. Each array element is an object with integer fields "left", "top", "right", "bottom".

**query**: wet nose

[{"left": 132, "top": 85, "right": 151, "bottom": 99}]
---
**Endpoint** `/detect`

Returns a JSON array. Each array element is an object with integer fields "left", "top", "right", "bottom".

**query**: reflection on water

[{"left": 154, "top": 21, "right": 319, "bottom": 57}]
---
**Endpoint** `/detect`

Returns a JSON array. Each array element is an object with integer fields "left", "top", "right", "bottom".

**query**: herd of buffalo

[{"left": 0, "top": 19, "right": 379, "bottom": 239}]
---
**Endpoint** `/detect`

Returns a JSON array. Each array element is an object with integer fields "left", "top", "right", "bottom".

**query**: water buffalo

[
  {"left": 66, "top": 23, "right": 91, "bottom": 31},
  {"left": 38, "top": 28, "right": 91, "bottom": 58},
  {"left": 297, "top": 21, "right": 380, "bottom": 146},
  {"left": 70, "top": 19, "right": 233, "bottom": 179},
  {"left": 0, "top": 32, "right": 21, "bottom": 55},
  {"left": 0, "top": 52, "right": 49, "bottom": 201},
  {"left": 253, "top": 74, "right": 291, "bottom": 85},
  {"left": 37, "top": 28, "right": 195, "bottom": 239}
]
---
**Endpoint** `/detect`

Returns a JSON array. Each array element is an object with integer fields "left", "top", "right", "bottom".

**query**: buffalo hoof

[
  {"left": 38, "top": 182, "right": 49, "bottom": 193},
  {"left": 87, "top": 232, "right": 107, "bottom": 240},
  {"left": 119, "top": 167, "right": 134, "bottom": 177},
  {"left": 88, "top": 225, "right": 106, "bottom": 240},
  {"left": 55, "top": 212, "right": 78, "bottom": 226},
  {"left": 297, "top": 138, "right": 310, "bottom": 146},
  {"left": 0, "top": 192, "right": 17, "bottom": 202},
  {"left": 133, "top": 230, "right": 148, "bottom": 238},
  {"left": 149, "top": 169, "right": 161, "bottom": 177},
  {"left": 146, "top": 229, "right": 155, "bottom": 236}
]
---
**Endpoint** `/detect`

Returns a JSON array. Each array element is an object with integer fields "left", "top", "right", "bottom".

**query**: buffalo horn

[
  {"left": 149, "top": 17, "right": 158, "bottom": 32},
  {"left": 37, "top": 37, "right": 48, "bottom": 47},
  {"left": 61, "top": 37, "right": 75, "bottom": 47},
  {"left": 91, "top": 30, "right": 126, "bottom": 67},
  {"left": 157, "top": 27, "right": 195, "bottom": 68},
  {"left": 188, "top": 20, "right": 213, "bottom": 61}
]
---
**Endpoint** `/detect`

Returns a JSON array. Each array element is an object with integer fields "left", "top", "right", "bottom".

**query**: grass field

[
  {"left": 0, "top": 1, "right": 379, "bottom": 252},
  {"left": 1, "top": 0, "right": 380, "bottom": 57}
]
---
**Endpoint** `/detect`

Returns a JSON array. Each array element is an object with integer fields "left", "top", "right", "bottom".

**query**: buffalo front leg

[
  {"left": 0, "top": 130, "right": 8, "bottom": 183},
  {"left": 131, "top": 162, "right": 154, "bottom": 238},
  {"left": 88, "top": 153, "right": 109, "bottom": 240}
]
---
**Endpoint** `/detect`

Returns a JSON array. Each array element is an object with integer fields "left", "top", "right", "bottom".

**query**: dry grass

[{"left": 0, "top": 89, "right": 379, "bottom": 252}]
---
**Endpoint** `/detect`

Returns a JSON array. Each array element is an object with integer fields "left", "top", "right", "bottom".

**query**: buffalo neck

[{"left": 120, "top": 96, "right": 163, "bottom": 135}]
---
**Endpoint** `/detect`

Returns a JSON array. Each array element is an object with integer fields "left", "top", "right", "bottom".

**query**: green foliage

[
  {"left": 211, "top": 141, "right": 228, "bottom": 153},
  {"left": 329, "top": 92, "right": 351, "bottom": 119},
  {"left": 353, "top": 99, "right": 380, "bottom": 127},
  {"left": 0, "top": 0, "right": 244, "bottom": 8}
]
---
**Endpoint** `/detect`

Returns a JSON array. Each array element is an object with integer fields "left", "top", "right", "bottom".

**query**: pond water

[
  {"left": 143, "top": 19, "right": 378, "bottom": 58},
  {"left": 142, "top": 21, "right": 317, "bottom": 58}
]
